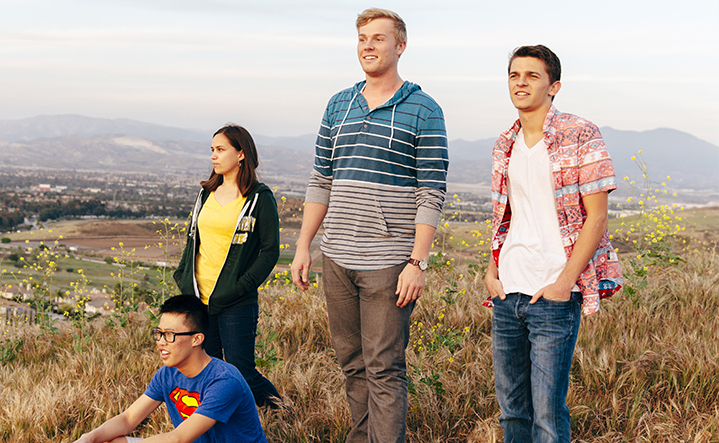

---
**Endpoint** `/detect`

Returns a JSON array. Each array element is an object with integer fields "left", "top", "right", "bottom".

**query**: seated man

[{"left": 73, "top": 294, "right": 268, "bottom": 443}]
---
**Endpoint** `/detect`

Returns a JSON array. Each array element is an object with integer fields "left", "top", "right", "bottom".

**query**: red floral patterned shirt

[{"left": 485, "top": 105, "right": 623, "bottom": 315}]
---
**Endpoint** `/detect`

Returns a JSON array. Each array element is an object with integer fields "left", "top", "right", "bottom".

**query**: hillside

[{"left": 0, "top": 115, "right": 716, "bottom": 197}]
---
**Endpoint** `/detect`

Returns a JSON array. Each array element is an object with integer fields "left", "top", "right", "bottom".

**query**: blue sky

[{"left": 1, "top": 0, "right": 717, "bottom": 145}]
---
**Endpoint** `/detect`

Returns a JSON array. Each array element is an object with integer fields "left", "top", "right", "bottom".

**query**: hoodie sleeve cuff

[
  {"left": 415, "top": 205, "right": 441, "bottom": 228},
  {"left": 305, "top": 186, "right": 331, "bottom": 206}
]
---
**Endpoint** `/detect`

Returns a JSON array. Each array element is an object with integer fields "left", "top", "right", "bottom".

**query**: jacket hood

[
  {"left": 245, "top": 181, "right": 272, "bottom": 198},
  {"left": 352, "top": 80, "right": 421, "bottom": 107}
]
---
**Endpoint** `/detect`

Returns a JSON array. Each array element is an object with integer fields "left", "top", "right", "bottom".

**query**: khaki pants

[{"left": 322, "top": 256, "right": 414, "bottom": 443}]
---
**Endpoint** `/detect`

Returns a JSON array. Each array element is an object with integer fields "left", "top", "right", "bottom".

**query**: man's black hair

[
  {"left": 159, "top": 295, "right": 209, "bottom": 344},
  {"left": 509, "top": 44, "right": 562, "bottom": 84}
]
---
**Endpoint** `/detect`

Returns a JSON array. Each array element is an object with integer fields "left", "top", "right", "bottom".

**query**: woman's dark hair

[{"left": 200, "top": 124, "right": 259, "bottom": 196}]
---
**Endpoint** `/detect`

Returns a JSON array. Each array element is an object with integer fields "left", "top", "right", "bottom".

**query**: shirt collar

[
  {"left": 542, "top": 104, "right": 559, "bottom": 148},
  {"left": 500, "top": 104, "right": 560, "bottom": 147}
]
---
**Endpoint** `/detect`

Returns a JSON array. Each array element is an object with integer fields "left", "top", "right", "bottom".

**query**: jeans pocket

[{"left": 540, "top": 296, "right": 572, "bottom": 304}]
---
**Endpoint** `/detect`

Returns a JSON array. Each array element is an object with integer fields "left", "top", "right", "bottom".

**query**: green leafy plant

[
  {"left": 0, "top": 337, "right": 24, "bottom": 366},
  {"left": 408, "top": 277, "right": 470, "bottom": 399},
  {"left": 614, "top": 152, "right": 687, "bottom": 299}
]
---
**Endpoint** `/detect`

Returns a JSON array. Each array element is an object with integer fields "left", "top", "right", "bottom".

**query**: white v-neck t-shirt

[{"left": 498, "top": 130, "right": 573, "bottom": 295}]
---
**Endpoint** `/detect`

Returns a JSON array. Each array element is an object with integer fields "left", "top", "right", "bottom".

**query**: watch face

[{"left": 409, "top": 258, "right": 428, "bottom": 271}]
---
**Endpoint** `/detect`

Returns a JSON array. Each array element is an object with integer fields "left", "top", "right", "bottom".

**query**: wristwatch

[{"left": 408, "top": 258, "right": 428, "bottom": 271}]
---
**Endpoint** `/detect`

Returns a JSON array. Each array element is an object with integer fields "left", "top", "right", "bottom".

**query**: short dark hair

[
  {"left": 201, "top": 124, "right": 259, "bottom": 196},
  {"left": 159, "top": 295, "right": 209, "bottom": 345},
  {"left": 508, "top": 45, "right": 561, "bottom": 84}
]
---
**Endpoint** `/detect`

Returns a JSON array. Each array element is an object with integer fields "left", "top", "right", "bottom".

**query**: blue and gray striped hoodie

[{"left": 306, "top": 80, "right": 449, "bottom": 270}]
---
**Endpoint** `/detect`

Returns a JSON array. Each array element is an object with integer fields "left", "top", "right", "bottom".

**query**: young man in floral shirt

[{"left": 484, "top": 45, "right": 622, "bottom": 442}]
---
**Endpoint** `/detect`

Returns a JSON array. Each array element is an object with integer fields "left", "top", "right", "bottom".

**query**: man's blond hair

[{"left": 356, "top": 8, "right": 407, "bottom": 44}]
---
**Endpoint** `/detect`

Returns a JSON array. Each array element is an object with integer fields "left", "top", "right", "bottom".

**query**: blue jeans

[
  {"left": 492, "top": 292, "right": 581, "bottom": 443},
  {"left": 323, "top": 256, "right": 414, "bottom": 443},
  {"left": 205, "top": 303, "right": 282, "bottom": 408}
]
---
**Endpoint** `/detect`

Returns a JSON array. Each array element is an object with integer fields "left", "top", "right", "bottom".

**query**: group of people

[{"left": 74, "top": 7, "right": 622, "bottom": 443}]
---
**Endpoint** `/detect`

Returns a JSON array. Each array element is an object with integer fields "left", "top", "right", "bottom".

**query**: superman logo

[{"left": 170, "top": 387, "right": 201, "bottom": 420}]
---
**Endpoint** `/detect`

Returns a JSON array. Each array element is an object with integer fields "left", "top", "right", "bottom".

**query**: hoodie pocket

[{"left": 372, "top": 199, "right": 392, "bottom": 238}]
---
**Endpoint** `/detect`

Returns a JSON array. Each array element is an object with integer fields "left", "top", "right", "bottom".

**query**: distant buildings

[
  {"left": 0, "top": 282, "right": 34, "bottom": 301},
  {"left": 35, "top": 184, "right": 68, "bottom": 193},
  {"left": 0, "top": 302, "right": 36, "bottom": 325}
]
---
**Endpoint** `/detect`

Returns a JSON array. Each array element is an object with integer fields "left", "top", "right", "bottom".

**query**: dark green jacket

[{"left": 173, "top": 182, "right": 280, "bottom": 315}]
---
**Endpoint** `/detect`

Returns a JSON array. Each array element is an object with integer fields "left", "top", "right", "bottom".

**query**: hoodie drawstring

[
  {"left": 331, "top": 91, "right": 358, "bottom": 162},
  {"left": 389, "top": 104, "right": 396, "bottom": 151}
]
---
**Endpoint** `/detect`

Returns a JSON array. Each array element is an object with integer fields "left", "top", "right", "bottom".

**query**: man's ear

[
  {"left": 192, "top": 333, "right": 205, "bottom": 349},
  {"left": 549, "top": 80, "right": 562, "bottom": 98},
  {"left": 396, "top": 41, "right": 406, "bottom": 58}
]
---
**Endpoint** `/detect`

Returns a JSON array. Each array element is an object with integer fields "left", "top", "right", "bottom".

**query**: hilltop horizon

[
  {"left": 1, "top": 114, "right": 717, "bottom": 205},
  {"left": 1, "top": 113, "right": 717, "bottom": 148}
]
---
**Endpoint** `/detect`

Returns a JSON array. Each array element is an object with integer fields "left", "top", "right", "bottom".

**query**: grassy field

[
  {"left": 2, "top": 246, "right": 718, "bottom": 442},
  {"left": 1, "top": 208, "right": 718, "bottom": 441}
]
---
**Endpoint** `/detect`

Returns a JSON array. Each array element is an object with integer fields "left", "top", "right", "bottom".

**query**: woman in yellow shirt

[{"left": 174, "top": 125, "right": 282, "bottom": 408}]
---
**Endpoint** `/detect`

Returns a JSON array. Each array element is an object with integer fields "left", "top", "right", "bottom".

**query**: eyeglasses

[{"left": 151, "top": 328, "right": 200, "bottom": 343}]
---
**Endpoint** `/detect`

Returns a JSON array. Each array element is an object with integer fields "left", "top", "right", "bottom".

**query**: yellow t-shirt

[{"left": 195, "top": 192, "right": 246, "bottom": 304}]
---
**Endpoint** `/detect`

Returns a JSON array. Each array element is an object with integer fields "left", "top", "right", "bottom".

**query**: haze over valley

[{"left": 1, "top": 115, "right": 717, "bottom": 206}]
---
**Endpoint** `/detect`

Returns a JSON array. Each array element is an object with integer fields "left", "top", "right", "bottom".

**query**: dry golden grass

[{"left": 2, "top": 250, "right": 718, "bottom": 442}]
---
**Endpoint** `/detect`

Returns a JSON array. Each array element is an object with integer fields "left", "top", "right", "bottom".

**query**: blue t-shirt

[{"left": 144, "top": 357, "right": 267, "bottom": 443}]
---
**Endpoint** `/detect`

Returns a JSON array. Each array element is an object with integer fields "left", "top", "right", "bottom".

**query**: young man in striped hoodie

[{"left": 291, "top": 8, "right": 448, "bottom": 443}]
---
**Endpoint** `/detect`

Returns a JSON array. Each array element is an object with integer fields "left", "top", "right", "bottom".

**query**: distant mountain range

[
  {"left": 0, "top": 114, "right": 208, "bottom": 143},
  {"left": 447, "top": 128, "right": 719, "bottom": 191},
  {"left": 0, "top": 115, "right": 717, "bottom": 192}
]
